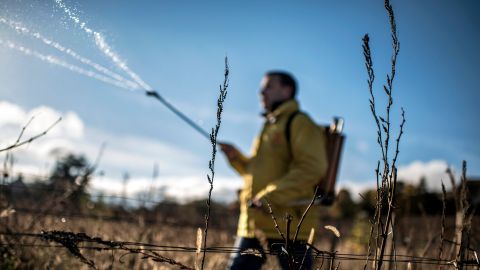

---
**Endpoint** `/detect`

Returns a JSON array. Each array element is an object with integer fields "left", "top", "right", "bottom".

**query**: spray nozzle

[{"left": 146, "top": 90, "right": 159, "bottom": 98}]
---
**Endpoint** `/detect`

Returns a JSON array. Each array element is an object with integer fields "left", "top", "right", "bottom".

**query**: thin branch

[
  {"left": 362, "top": 1, "right": 403, "bottom": 269},
  {"left": 362, "top": 34, "right": 386, "bottom": 165},
  {"left": 364, "top": 161, "right": 380, "bottom": 270},
  {"left": 201, "top": 56, "right": 229, "bottom": 270},
  {"left": 293, "top": 186, "right": 320, "bottom": 244},
  {"left": 0, "top": 117, "right": 62, "bottom": 153},
  {"left": 377, "top": 167, "right": 398, "bottom": 269},
  {"left": 446, "top": 167, "right": 458, "bottom": 209},
  {"left": 439, "top": 181, "right": 447, "bottom": 267},
  {"left": 382, "top": 0, "right": 400, "bottom": 188},
  {"left": 40, "top": 230, "right": 194, "bottom": 270},
  {"left": 264, "top": 199, "right": 286, "bottom": 242},
  {"left": 4, "top": 116, "right": 36, "bottom": 177},
  {"left": 285, "top": 213, "right": 294, "bottom": 269},
  {"left": 390, "top": 108, "right": 405, "bottom": 178}
]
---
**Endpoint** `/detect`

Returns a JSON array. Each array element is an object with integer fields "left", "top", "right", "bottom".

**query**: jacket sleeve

[
  {"left": 254, "top": 115, "right": 328, "bottom": 205},
  {"left": 225, "top": 137, "right": 259, "bottom": 176},
  {"left": 226, "top": 151, "right": 250, "bottom": 176}
]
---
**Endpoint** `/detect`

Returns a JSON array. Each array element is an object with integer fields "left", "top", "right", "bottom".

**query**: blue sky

[{"left": 0, "top": 0, "right": 478, "bottom": 201}]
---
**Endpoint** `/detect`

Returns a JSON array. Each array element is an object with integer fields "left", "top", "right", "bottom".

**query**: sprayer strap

[{"left": 285, "top": 110, "right": 302, "bottom": 151}]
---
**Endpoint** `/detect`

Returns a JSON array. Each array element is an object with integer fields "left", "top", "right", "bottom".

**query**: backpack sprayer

[
  {"left": 319, "top": 117, "right": 345, "bottom": 205},
  {"left": 287, "top": 115, "right": 346, "bottom": 207}
]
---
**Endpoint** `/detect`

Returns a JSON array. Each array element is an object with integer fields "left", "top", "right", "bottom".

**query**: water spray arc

[
  {"left": 0, "top": 39, "right": 135, "bottom": 90},
  {"left": 0, "top": 0, "right": 212, "bottom": 140},
  {"left": 55, "top": 0, "right": 152, "bottom": 91},
  {"left": 54, "top": 0, "right": 212, "bottom": 140},
  {"left": 0, "top": 17, "right": 140, "bottom": 90}
]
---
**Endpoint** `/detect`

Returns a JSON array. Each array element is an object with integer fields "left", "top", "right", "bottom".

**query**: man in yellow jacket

[{"left": 220, "top": 71, "right": 328, "bottom": 270}]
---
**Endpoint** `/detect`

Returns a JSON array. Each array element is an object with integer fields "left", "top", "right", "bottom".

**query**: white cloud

[
  {"left": 337, "top": 179, "right": 375, "bottom": 201},
  {"left": 337, "top": 159, "right": 457, "bottom": 199},
  {"left": 0, "top": 101, "right": 234, "bottom": 202},
  {"left": 89, "top": 175, "right": 242, "bottom": 204},
  {"left": 0, "top": 101, "right": 84, "bottom": 145},
  {"left": 397, "top": 160, "right": 452, "bottom": 191},
  {"left": 0, "top": 101, "right": 26, "bottom": 126},
  {"left": 62, "top": 112, "right": 84, "bottom": 139},
  {"left": 84, "top": 129, "right": 202, "bottom": 176}
]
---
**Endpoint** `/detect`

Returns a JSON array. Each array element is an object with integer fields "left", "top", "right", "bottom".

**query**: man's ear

[{"left": 284, "top": 87, "right": 294, "bottom": 99}]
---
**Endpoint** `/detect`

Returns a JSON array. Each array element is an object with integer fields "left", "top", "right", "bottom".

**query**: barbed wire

[{"left": 1, "top": 232, "right": 478, "bottom": 266}]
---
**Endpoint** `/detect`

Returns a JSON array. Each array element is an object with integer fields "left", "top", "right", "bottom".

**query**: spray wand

[{"left": 145, "top": 90, "right": 211, "bottom": 140}]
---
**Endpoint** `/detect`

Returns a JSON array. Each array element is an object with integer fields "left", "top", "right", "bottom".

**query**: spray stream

[
  {"left": 55, "top": 0, "right": 212, "bottom": 139},
  {"left": 55, "top": 0, "right": 153, "bottom": 91},
  {"left": 0, "top": 39, "right": 134, "bottom": 90},
  {"left": 0, "top": 17, "right": 140, "bottom": 90},
  {"left": 1, "top": 0, "right": 212, "bottom": 140}
]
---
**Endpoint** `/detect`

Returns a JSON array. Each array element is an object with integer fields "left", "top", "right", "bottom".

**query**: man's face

[{"left": 260, "top": 75, "right": 291, "bottom": 111}]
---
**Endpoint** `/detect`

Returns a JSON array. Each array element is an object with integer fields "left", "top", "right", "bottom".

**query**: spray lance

[
  {"left": 144, "top": 57, "right": 229, "bottom": 143},
  {"left": 145, "top": 90, "right": 211, "bottom": 141}
]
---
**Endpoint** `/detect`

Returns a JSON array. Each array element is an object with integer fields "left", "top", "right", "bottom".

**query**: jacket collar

[{"left": 263, "top": 99, "right": 299, "bottom": 123}]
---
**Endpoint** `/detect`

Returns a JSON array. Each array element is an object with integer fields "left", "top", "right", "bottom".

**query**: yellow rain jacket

[{"left": 228, "top": 100, "right": 328, "bottom": 240}]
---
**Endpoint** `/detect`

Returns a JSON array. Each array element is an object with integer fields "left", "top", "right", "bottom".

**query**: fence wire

[{"left": 1, "top": 232, "right": 479, "bottom": 267}]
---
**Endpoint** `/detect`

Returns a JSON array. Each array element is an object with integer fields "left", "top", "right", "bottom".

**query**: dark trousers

[{"left": 227, "top": 237, "right": 312, "bottom": 270}]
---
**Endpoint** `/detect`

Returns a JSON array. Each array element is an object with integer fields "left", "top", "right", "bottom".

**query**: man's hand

[
  {"left": 248, "top": 198, "right": 270, "bottom": 214},
  {"left": 248, "top": 198, "right": 263, "bottom": 208},
  {"left": 219, "top": 142, "right": 241, "bottom": 162}
]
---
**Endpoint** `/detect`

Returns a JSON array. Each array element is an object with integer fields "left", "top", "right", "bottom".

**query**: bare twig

[
  {"left": 299, "top": 228, "right": 315, "bottom": 270},
  {"left": 377, "top": 167, "right": 399, "bottom": 269},
  {"left": 364, "top": 162, "right": 380, "bottom": 270},
  {"left": 456, "top": 161, "right": 473, "bottom": 269},
  {"left": 387, "top": 212, "right": 398, "bottom": 270},
  {"left": 285, "top": 213, "right": 294, "bottom": 269},
  {"left": 362, "top": 0, "right": 404, "bottom": 269},
  {"left": 264, "top": 199, "right": 286, "bottom": 242},
  {"left": 439, "top": 181, "right": 447, "bottom": 266},
  {"left": 201, "top": 56, "right": 229, "bottom": 270},
  {"left": 13, "top": 117, "right": 36, "bottom": 145},
  {"left": 0, "top": 117, "right": 61, "bottom": 153},
  {"left": 446, "top": 167, "right": 458, "bottom": 206},
  {"left": 2, "top": 116, "right": 35, "bottom": 182},
  {"left": 41, "top": 231, "right": 98, "bottom": 269},
  {"left": 390, "top": 108, "right": 405, "bottom": 178},
  {"left": 40, "top": 230, "right": 194, "bottom": 270},
  {"left": 293, "top": 186, "right": 320, "bottom": 244}
]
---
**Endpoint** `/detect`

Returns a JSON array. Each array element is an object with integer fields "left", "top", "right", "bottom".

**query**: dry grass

[
  {"left": 2, "top": 213, "right": 231, "bottom": 269},
  {"left": 4, "top": 210, "right": 478, "bottom": 269}
]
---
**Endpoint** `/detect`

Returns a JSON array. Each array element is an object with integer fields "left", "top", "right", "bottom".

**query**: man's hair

[{"left": 266, "top": 71, "right": 297, "bottom": 98}]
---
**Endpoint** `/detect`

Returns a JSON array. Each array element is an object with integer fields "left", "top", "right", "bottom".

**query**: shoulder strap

[{"left": 285, "top": 111, "right": 302, "bottom": 147}]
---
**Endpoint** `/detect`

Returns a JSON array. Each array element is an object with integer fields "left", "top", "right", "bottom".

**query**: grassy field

[{"left": 2, "top": 205, "right": 478, "bottom": 269}]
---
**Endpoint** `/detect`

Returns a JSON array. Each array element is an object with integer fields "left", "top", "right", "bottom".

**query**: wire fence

[{"left": 1, "top": 231, "right": 479, "bottom": 267}]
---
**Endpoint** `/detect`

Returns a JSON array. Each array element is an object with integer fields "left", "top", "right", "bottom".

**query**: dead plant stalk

[
  {"left": 201, "top": 56, "right": 229, "bottom": 270},
  {"left": 362, "top": 0, "right": 405, "bottom": 269}
]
